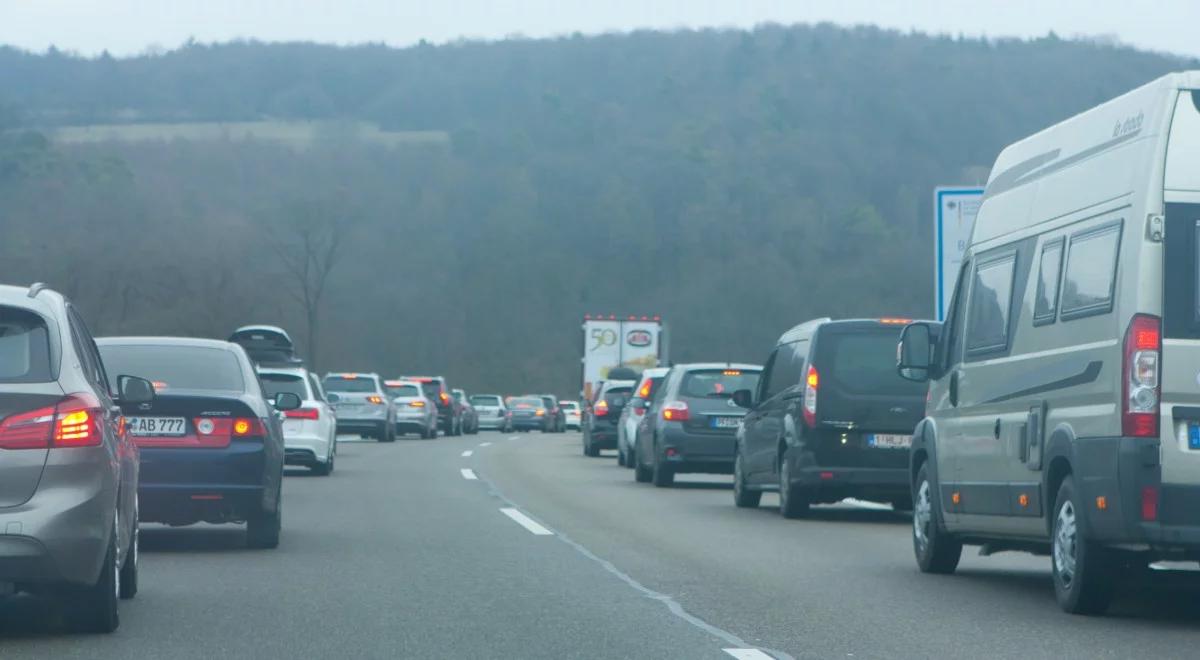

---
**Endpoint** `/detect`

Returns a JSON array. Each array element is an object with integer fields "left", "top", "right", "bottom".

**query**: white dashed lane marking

[
  {"left": 724, "top": 649, "right": 775, "bottom": 659},
  {"left": 461, "top": 450, "right": 473, "bottom": 457},
  {"left": 499, "top": 508, "right": 554, "bottom": 536},
  {"left": 460, "top": 469, "right": 478, "bottom": 480}
]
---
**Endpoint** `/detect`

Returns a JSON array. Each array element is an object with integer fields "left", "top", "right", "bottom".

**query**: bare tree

[{"left": 266, "top": 202, "right": 347, "bottom": 370}]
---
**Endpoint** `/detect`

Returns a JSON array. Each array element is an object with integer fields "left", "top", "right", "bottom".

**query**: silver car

[
  {"left": 385, "top": 379, "right": 438, "bottom": 439},
  {"left": 323, "top": 372, "right": 396, "bottom": 442},
  {"left": 469, "top": 393, "right": 512, "bottom": 432},
  {"left": 0, "top": 283, "right": 154, "bottom": 633}
]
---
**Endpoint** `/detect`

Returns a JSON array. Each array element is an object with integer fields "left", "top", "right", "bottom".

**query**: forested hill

[{"left": 0, "top": 25, "right": 1193, "bottom": 393}]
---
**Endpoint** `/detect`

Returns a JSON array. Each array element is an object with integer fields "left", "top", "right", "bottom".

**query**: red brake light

[
  {"left": 879, "top": 318, "right": 912, "bottom": 325},
  {"left": 1122, "top": 314, "right": 1161, "bottom": 438},
  {"left": 0, "top": 393, "right": 103, "bottom": 449},
  {"left": 1141, "top": 485, "right": 1160, "bottom": 521},
  {"left": 439, "top": 392, "right": 450, "bottom": 405},
  {"left": 803, "top": 366, "right": 818, "bottom": 427},
  {"left": 595, "top": 400, "right": 610, "bottom": 417},
  {"left": 342, "top": 374, "right": 358, "bottom": 379},
  {"left": 662, "top": 401, "right": 689, "bottom": 421},
  {"left": 285, "top": 408, "right": 320, "bottom": 420},
  {"left": 722, "top": 370, "right": 742, "bottom": 376}
]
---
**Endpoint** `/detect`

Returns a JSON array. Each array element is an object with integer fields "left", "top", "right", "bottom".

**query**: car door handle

[{"left": 993, "top": 418, "right": 1001, "bottom": 440}]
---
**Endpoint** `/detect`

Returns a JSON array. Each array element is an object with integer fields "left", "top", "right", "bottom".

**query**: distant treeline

[{"left": 0, "top": 25, "right": 1192, "bottom": 394}]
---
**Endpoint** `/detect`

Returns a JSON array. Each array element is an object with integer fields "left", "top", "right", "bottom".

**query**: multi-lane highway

[{"left": 3, "top": 432, "right": 1199, "bottom": 659}]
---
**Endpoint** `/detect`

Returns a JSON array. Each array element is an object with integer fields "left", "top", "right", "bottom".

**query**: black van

[{"left": 732, "top": 318, "right": 926, "bottom": 517}]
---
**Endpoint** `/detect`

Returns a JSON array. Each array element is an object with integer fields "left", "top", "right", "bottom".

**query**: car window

[
  {"left": 390, "top": 384, "right": 422, "bottom": 398},
  {"left": 470, "top": 395, "right": 501, "bottom": 406},
  {"left": 66, "top": 307, "right": 101, "bottom": 389},
  {"left": 418, "top": 382, "right": 442, "bottom": 399},
  {"left": 966, "top": 253, "right": 1016, "bottom": 353},
  {"left": 308, "top": 373, "right": 327, "bottom": 402},
  {"left": 260, "top": 373, "right": 309, "bottom": 400},
  {"left": 510, "top": 397, "right": 543, "bottom": 408},
  {"left": 825, "top": 329, "right": 927, "bottom": 396},
  {"left": 942, "top": 258, "right": 971, "bottom": 369},
  {"left": 323, "top": 376, "right": 379, "bottom": 393},
  {"left": 1033, "top": 238, "right": 1064, "bottom": 324},
  {"left": 603, "top": 387, "right": 633, "bottom": 407},
  {"left": 1061, "top": 223, "right": 1121, "bottom": 318},
  {"left": 762, "top": 341, "right": 804, "bottom": 400},
  {"left": 0, "top": 306, "right": 53, "bottom": 383},
  {"left": 99, "top": 344, "right": 245, "bottom": 392},
  {"left": 679, "top": 369, "right": 761, "bottom": 398}
]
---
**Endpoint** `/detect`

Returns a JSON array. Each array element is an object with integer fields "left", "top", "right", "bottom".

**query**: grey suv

[{"left": 0, "top": 283, "right": 154, "bottom": 633}]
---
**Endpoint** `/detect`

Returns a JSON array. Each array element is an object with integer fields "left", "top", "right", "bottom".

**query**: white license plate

[
  {"left": 711, "top": 416, "right": 741, "bottom": 429},
  {"left": 127, "top": 416, "right": 187, "bottom": 436},
  {"left": 868, "top": 433, "right": 911, "bottom": 449}
]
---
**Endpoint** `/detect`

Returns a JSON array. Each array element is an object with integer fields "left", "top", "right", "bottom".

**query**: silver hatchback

[{"left": 0, "top": 283, "right": 154, "bottom": 633}]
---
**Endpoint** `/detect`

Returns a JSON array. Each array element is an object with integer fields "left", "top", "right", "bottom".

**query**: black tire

[
  {"left": 778, "top": 454, "right": 809, "bottom": 519},
  {"left": 651, "top": 449, "right": 674, "bottom": 488},
  {"left": 1052, "top": 476, "right": 1115, "bottom": 614},
  {"left": 890, "top": 496, "right": 914, "bottom": 512},
  {"left": 912, "top": 462, "right": 962, "bottom": 574},
  {"left": 312, "top": 457, "right": 332, "bottom": 476},
  {"left": 733, "top": 453, "right": 762, "bottom": 508},
  {"left": 583, "top": 434, "right": 600, "bottom": 457},
  {"left": 634, "top": 449, "right": 653, "bottom": 483},
  {"left": 420, "top": 426, "right": 432, "bottom": 439},
  {"left": 617, "top": 445, "right": 628, "bottom": 467},
  {"left": 247, "top": 489, "right": 282, "bottom": 550},
  {"left": 119, "top": 503, "right": 138, "bottom": 600},
  {"left": 69, "top": 520, "right": 120, "bottom": 633}
]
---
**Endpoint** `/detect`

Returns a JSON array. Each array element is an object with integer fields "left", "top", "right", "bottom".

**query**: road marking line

[
  {"left": 460, "top": 469, "right": 478, "bottom": 480},
  {"left": 508, "top": 435, "right": 520, "bottom": 441},
  {"left": 461, "top": 450, "right": 473, "bottom": 457},
  {"left": 499, "top": 508, "right": 554, "bottom": 535},
  {"left": 480, "top": 442, "right": 492, "bottom": 447},
  {"left": 724, "top": 650, "right": 774, "bottom": 660}
]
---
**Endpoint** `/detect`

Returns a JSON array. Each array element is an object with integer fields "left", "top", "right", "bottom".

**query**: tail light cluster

[
  {"left": 195, "top": 417, "right": 267, "bottom": 438},
  {"left": 0, "top": 393, "right": 103, "bottom": 450},
  {"left": 439, "top": 392, "right": 451, "bottom": 406},
  {"left": 409, "top": 400, "right": 426, "bottom": 408},
  {"left": 1122, "top": 314, "right": 1161, "bottom": 438},
  {"left": 661, "top": 401, "right": 689, "bottom": 422},
  {"left": 594, "top": 400, "right": 610, "bottom": 417},
  {"left": 535, "top": 408, "right": 546, "bottom": 417},
  {"left": 802, "top": 366, "right": 819, "bottom": 427},
  {"left": 366, "top": 395, "right": 385, "bottom": 405},
  {"left": 285, "top": 408, "right": 320, "bottom": 420}
]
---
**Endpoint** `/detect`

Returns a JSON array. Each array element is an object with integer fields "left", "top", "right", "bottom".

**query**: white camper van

[{"left": 898, "top": 72, "right": 1200, "bottom": 614}]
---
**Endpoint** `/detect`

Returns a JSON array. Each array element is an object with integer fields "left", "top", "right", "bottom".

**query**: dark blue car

[{"left": 96, "top": 337, "right": 299, "bottom": 549}]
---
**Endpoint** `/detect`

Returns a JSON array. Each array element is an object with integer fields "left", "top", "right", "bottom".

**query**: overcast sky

[{"left": 1, "top": 0, "right": 1197, "bottom": 59}]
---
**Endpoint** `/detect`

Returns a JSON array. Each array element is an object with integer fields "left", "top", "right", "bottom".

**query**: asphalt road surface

[{"left": 3, "top": 431, "right": 1200, "bottom": 659}]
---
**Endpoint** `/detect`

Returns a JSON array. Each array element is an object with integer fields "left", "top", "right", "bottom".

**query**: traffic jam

[{"left": 2, "top": 70, "right": 1200, "bottom": 650}]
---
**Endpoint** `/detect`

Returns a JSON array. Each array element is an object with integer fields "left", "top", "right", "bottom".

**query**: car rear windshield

[
  {"left": 560, "top": 402, "right": 579, "bottom": 411},
  {"left": 419, "top": 382, "right": 442, "bottom": 398},
  {"left": 471, "top": 395, "right": 501, "bottom": 406},
  {"left": 260, "top": 373, "right": 309, "bottom": 400},
  {"left": 99, "top": 345, "right": 244, "bottom": 392},
  {"left": 603, "top": 386, "right": 633, "bottom": 406},
  {"left": 824, "top": 329, "right": 927, "bottom": 396},
  {"left": 0, "top": 306, "right": 53, "bottom": 383},
  {"left": 388, "top": 384, "right": 420, "bottom": 398},
  {"left": 323, "top": 376, "right": 379, "bottom": 393},
  {"left": 679, "top": 370, "right": 761, "bottom": 398},
  {"left": 511, "top": 397, "right": 543, "bottom": 408}
]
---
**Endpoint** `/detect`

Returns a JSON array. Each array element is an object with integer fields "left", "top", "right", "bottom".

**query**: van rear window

[
  {"left": 1165, "top": 203, "right": 1200, "bottom": 339},
  {"left": 0, "top": 306, "right": 53, "bottom": 383},
  {"left": 825, "top": 330, "right": 927, "bottom": 396}
]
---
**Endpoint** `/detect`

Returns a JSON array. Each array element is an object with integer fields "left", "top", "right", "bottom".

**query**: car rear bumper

[
  {"left": 337, "top": 420, "right": 387, "bottom": 435},
  {"left": 587, "top": 424, "right": 619, "bottom": 449},
  {"left": 138, "top": 444, "right": 271, "bottom": 524},
  {"left": 0, "top": 449, "right": 116, "bottom": 587},
  {"left": 658, "top": 425, "right": 737, "bottom": 473},
  {"left": 284, "top": 432, "right": 332, "bottom": 464},
  {"left": 478, "top": 417, "right": 508, "bottom": 429},
  {"left": 784, "top": 448, "right": 908, "bottom": 500},
  {"left": 139, "top": 483, "right": 265, "bottom": 525}
]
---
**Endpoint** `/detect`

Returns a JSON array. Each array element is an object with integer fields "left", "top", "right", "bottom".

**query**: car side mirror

[
  {"left": 898, "top": 322, "right": 940, "bottom": 382},
  {"left": 325, "top": 392, "right": 341, "bottom": 403},
  {"left": 274, "top": 391, "right": 302, "bottom": 411},
  {"left": 117, "top": 375, "right": 155, "bottom": 405},
  {"left": 731, "top": 389, "right": 754, "bottom": 409}
]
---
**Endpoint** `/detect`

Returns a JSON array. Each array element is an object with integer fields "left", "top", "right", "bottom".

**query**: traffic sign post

[{"left": 934, "top": 187, "right": 984, "bottom": 321}]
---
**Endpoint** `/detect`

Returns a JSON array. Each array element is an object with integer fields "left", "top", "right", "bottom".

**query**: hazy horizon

[{"left": 1, "top": 0, "right": 1197, "bottom": 60}]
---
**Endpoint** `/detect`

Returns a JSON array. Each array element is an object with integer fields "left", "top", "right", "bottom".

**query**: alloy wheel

[{"left": 1054, "top": 500, "right": 1078, "bottom": 587}]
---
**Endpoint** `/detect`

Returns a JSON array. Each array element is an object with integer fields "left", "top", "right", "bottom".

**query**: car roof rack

[{"left": 27, "top": 282, "right": 48, "bottom": 298}]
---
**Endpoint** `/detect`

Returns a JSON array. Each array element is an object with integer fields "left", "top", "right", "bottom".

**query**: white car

[
  {"left": 561, "top": 400, "right": 582, "bottom": 430},
  {"left": 258, "top": 366, "right": 338, "bottom": 475},
  {"left": 385, "top": 380, "right": 439, "bottom": 438},
  {"left": 617, "top": 368, "right": 669, "bottom": 468}
]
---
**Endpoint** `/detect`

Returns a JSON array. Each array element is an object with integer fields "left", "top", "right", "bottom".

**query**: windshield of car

[
  {"left": 825, "top": 329, "right": 927, "bottom": 396},
  {"left": 471, "top": 395, "right": 501, "bottom": 406},
  {"left": 99, "top": 344, "right": 245, "bottom": 392},
  {"left": 679, "top": 369, "right": 761, "bottom": 398},
  {"left": 323, "top": 376, "right": 379, "bottom": 393},
  {"left": 0, "top": 306, "right": 53, "bottom": 383},
  {"left": 388, "top": 384, "right": 421, "bottom": 398},
  {"left": 259, "top": 372, "right": 309, "bottom": 400}
]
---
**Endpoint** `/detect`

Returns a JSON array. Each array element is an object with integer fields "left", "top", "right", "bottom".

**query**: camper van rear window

[{"left": 1061, "top": 223, "right": 1121, "bottom": 319}]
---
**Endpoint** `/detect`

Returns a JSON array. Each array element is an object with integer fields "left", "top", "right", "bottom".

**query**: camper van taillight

[{"left": 1122, "top": 314, "right": 1161, "bottom": 438}]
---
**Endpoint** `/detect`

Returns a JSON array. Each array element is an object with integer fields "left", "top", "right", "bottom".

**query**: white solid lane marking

[
  {"left": 724, "top": 649, "right": 774, "bottom": 660},
  {"left": 499, "top": 508, "right": 553, "bottom": 536},
  {"left": 460, "top": 469, "right": 478, "bottom": 480},
  {"left": 461, "top": 450, "right": 473, "bottom": 457},
  {"left": 480, "top": 442, "right": 492, "bottom": 447}
]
